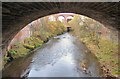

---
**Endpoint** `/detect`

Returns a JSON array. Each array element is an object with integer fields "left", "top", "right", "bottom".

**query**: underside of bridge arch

[{"left": 2, "top": 2, "right": 119, "bottom": 51}]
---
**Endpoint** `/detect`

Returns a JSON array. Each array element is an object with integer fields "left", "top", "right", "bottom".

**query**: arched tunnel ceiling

[{"left": 2, "top": 2, "right": 119, "bottom": 48}]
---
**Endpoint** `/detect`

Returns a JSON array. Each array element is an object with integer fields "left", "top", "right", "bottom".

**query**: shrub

[
  {"left": 8, "top": 50, "right": 17, "bottom": 55},
  {"left": 23, "top": 44, "right": 35, "bottom": 50}
]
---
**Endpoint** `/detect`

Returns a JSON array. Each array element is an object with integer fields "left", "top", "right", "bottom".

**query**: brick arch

[
  {"left": 57, "top": 15, "right": 66, "bottom": 22},
  {"left": 53, "top": 13, "right": 75, "bottom": 25},
  {"left": 66, "top": 15, "right": 74, "bottom": 22},
  {"left": 2, "top": 2, "right": 119, "bottom": 52}
]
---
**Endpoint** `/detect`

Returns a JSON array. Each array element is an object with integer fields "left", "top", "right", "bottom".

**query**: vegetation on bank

[
  {"left": 4, "top": 19, "right": 66, "bottom": 65},
  {"left": 3, "top": 14, "right": 119, "bottom": 77},
  {"left": 68, "top": 15, "right": 119, "bottom": 77}
]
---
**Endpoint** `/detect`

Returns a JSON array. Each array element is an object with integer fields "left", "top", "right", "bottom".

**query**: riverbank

[
  {"left": 68, "top": 15, "right": 119, "bottom": 77},
  {"left": 70, "top": 31, "right": 119, "bottom": 78},
  {"left": 2, "top": 31, "right": 68, "bottom": 77},
  {"left": 3, "top": 21, "right": 67, "bottom": 65}
]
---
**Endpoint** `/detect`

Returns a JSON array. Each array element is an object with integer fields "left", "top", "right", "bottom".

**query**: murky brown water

[{"left": 2, "top": 33, "right": 102, "bottom": 78}]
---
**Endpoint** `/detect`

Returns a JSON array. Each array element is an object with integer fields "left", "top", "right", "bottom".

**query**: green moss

[{"left": 8, "top": 50, "right": 17, "bottom": 55}]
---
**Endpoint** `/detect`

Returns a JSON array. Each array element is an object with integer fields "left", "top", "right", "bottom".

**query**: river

[{"left": 2, "top": 33, "right": 102, "bottom": 78}]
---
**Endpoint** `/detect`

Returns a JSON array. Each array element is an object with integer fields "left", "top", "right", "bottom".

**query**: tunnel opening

[
  {"left": 66, "top": 27, "right": 72, "bottom": 32},
  {"left": 2, "top": 12, "right": 119, "bottom": 78}
]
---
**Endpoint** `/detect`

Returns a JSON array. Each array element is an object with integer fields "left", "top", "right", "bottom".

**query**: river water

[{"left": 3, "top": 33, "right": 102, "bottom": 78}]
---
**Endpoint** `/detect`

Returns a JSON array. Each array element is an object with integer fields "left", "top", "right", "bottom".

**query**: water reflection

[
  {"left": 62, "top": 53, "right": 74, "bottom": 64},
  {"left": 28, "top": 53, "right": 80, "bottom": 77}
]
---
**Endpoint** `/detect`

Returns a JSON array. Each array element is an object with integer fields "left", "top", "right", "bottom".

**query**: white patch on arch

[
  {"left": 66, "top": 16, "right": 74, "bottom": 20},
  {"left": 58, "top": 16, "right": 65, "bottom": 22},
  {"left": 48, "top": 16, "right": 56, "bottom": 21}
]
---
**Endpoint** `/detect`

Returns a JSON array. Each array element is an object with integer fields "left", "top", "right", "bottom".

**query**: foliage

[
  {"left": 24, "top": 36, "right": 44, "bottom": 48},
  {"left": 8, "top": 50, "right": 17, "bottom": 55},
  {"left": 23, "top": 44, "right": 35, "bottom": 50},
  {"left": 3, "top": 56, "right": 9, "bottom": 62},
  {"left": 69, "top": 15, "right": 119, "bottom": 76},
  {"left": 4, "top": 17, "right": 66, "bottom": 64},
  {"left": 48, "top": 21, "right": 66, "bottom": 35}
]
